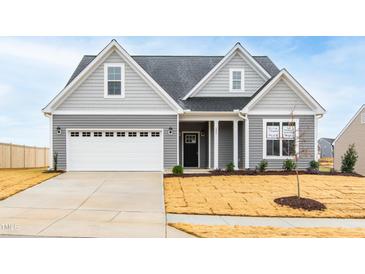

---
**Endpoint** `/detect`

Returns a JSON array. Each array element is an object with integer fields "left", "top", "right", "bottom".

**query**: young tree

[{"left": 341, "top": 144, "right": 358, "bottom": 173}]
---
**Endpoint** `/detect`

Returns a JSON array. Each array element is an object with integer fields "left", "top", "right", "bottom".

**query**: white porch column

[
  {"left": 213, "top": 120, "right": 219, "bottom": 169},
  {"left": 233, "top": 120, "right": 238, "bottom": 169},
  {"left": 48, "top": 114, "right": 53, "bottom": 170},
  {"left": 245, "top": 118, "right": 249, "bottom": 169}
]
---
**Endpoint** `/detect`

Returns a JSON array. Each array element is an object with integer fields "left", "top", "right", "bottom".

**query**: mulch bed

[
  {"left": 164, "top": 169, "right": 363, "bottom": 178},
  {"left": 274, "top": 196, "right": 327, "bottom": 211}
]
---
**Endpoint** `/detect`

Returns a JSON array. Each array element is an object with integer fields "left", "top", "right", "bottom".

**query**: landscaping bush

[
  {"left": 341, "top": 144, "right": 358, "bottom": 173},
  {"left": 257, "top": 160, "right": 268, "bottom": 172},
  {"left": 309, "top": 160, "right": 320, "bottom": 171},
  {"left": 226, "top": 162, "right": 235, "bottom": 172},
  {"left": 282, "top": 159, "right": 296, "bottom": 171},
  {"left": 172, "top": 165, "right": 184, "bottom": 175}
]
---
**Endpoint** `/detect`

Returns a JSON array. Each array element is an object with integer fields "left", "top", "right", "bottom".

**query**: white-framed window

[
  {"left": 94, "top": 132, "right": 102, "bottom": 137},
  {"left": 117, "top": 132, "right": 125, "bottom": 137},
  {"left": 229, "top": 68, "right": 244, "bottom": 92},
  {"left": 128, "top": 132, "right": 137, "bottom": 137},
  {"left": 151, "top": 132, "right": 160, "bottom": 137},
  {"left": 105, "top": 132, "right": 114, "bottom": 137},
  {"left": 140, "top": 132, "right": 148, "bottom": 137},
  {"left": 82, "top": 132, "right": 91, "bottom": 137},
  {"left": 185, "top": 134, "right": 197, "bottom": 144},
  {"left": 70, "top": 131, "right": 79, "bottom": 137},
  {"left": 263, "top": 119, "right": 299, "bottom": 159},
  {"left": 104, "top": 63, "right": 125, "bottom": 98}
]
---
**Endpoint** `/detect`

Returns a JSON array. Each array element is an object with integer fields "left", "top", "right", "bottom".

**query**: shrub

[
  {"left": 53, "top": 152, "right": 58, "bottom": 171},
  {"left": 172, "top": 165, "right": 184, "bottom": 175},
  {"left": 226, "top": 162, "right": 235, "bottom": 172},
  {"left": 309, "top": 160, "right": 320, "bottom": 171},
  {"left": 283, "top": 159, "right": 296, "bottom": 171},
  {"left": 341, "top": 144, "right": 358, "bottom": 173},
  {"left": 257, "top": 160, "right": 268, "bottom": 172}
]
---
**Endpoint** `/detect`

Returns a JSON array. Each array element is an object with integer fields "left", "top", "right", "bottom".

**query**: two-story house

[{"left": 42, "top": 40, "right": 325, "bottom": 172}]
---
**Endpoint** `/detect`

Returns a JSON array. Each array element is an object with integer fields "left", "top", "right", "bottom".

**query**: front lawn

[
  {"left": 164, "top": 175, "right": 365, "bottom": 218},
  {"left": 169, "top": 223, "right": 365, "bottom": 238},
  {"left": 0, "top": 168, "right": 61, "bottom": 200}
]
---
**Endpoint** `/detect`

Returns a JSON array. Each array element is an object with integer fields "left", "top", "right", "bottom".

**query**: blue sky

[{"left": 0, "top": 36, "right": 364, "bottom": 147}]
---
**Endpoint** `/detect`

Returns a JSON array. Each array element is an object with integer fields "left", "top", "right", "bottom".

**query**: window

[
  {"left": 140, "top": 132, "right": 148, "bottom": 137},
  {"left": 151, "top": 132, "right": 160, "bottom": 137},
  {"left": 104, "top": 63, "right": 125, "bottom": 97},
  {"left": 128, "top": 132, "right": 137, "bottom": 137},
  {"left": 105, "top": 132, "right": 114, "bottom": 137},
  {"left": 263, "top": 120, "right": 298, "bottom": 159},
  {"left": 230, "top": 69, "right": 244, "bottom": 92},
  {"left": 117, "top": 132, "right": 125, "bottom": 137},
  {"left": 94, "top": 132, "right": 102, "bottom": 137},
  {"left": 70, "top": 131, "right": 79, "bottom": 137},
  {"left": 185, "top": 134, "right": 197, "bottom": 144},
  {"left": 82, "top": 132, "right": 91, "bottom": 137}
]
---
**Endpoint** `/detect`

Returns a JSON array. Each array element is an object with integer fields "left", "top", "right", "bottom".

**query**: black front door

[{"left": 183, "top": 133, "right": 199, "bottom": 167}]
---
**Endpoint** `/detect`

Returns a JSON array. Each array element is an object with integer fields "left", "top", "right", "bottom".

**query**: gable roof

[
  {"left": 241, "top": 69, "right": 326, "bottom": 114},
  {"left": 43, "top": 40, "right": 184, "bottom": 113},
  {"left": 65, "top": 54, "right": 279, "bottom": 103},
  {"left": 333, "top": 104, "right": 365, "bottom": 145}
]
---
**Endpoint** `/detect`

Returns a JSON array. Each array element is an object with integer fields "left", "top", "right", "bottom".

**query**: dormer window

[
  {"left": 104, "top": 63, "right": 125, "bottom": 98},
  {"left": 230, "top": 69, "right": 244, "bottom": 92}
]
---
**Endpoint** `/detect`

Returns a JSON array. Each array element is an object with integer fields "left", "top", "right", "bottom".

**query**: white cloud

[{"left": 0, "top": 38, "right": 83, "bottom": 69}]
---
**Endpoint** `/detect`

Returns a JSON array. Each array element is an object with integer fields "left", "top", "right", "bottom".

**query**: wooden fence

[{"left": 0, "top": 143, "right": 49, "bottom": 169}]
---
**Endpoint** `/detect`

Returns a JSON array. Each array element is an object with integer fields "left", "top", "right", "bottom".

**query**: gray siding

[
  {"left": 251, "top": 79, "right": 311, "bottom": 112},
  {"left": 248, "top": 115, "right": 315, "bottom": 170},
  {"left": 195, "top": 53, "right": 266, "bottom": 97},
  {"left": 210, "top": 121, "right": 214, "bottom": 168},
  {"left": 53, "top": 115, "right": 177, "bottom": 170},
  {"left": 218, "top": 121, "right": 233, "bottom": 169},
  {"left": 179, "top": 122, "right": 209, "bottom": 168},
  {"left": 57, "top": 51, "right": 173, "bottom": 111}
]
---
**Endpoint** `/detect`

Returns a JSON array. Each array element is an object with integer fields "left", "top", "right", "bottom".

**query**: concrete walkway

[
  {"left": 0, "top": 172, "right": 169, "bottom": 238},
  {"left": 167, "top": 213, "right": 365, "bottom": 228}
]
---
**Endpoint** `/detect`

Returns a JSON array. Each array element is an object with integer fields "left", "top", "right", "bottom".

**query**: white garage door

[{"left": 67, "top": 129, "right": 163, "bottom": 171}]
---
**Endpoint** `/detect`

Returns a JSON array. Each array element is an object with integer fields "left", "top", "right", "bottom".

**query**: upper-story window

[
  {"left": 230, "top": 69, "right": 244, "bottom": 92},
  {"left": 104, "top": 63, "right": 125, "bottom": 98}
]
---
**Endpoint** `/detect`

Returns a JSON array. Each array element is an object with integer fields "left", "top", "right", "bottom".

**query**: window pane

[
  {"left": 267, "top": 140, "right": 280, "bottom": 156},
  {"left": 283, "top": 140, "right": 296, "bottom": 156},
  {"left": 232, "top": 80, "right": 241, "bottom": 90},
  {"left": 232, "top": 71, "right": 241, "bottom": 80},
  {"left": 108, "top": 67, "right": 121, "bottom": 80},
  {"left": 266, "top": 122, "right": 280, "bottom": 140},
  {"left": 108, "top": 81, "right": 121, "bottom": 95}
]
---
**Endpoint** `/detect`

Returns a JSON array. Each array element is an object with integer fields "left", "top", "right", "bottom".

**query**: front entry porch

[{"left": 178, "top": 118, "right": 245, "bottom": 170}]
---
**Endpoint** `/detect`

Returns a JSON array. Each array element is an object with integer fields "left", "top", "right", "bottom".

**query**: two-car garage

[{"left": 66, "top": 129, "right": 163, "bottom": 171}]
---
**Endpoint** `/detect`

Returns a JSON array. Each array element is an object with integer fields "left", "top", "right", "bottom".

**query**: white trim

[
  {"left": 213, "top": 120, "right": 219, "bottom": 169},
  {"left": 104, "top": 63, "right": 125, "bottom": 98},
  {"left": 180, "top": 112, "right": 241, "bottom": 122},
  {"left": 242, "top": 69, "right": 326, "bottom": 115},
  {"left": 48, "top": 114, "right": 53, "bottom": 170},
  {"left": 182, "top": 43, "right": 270, "bottom": 100},
  {"left": 65, "top": 128, "right": 164, "bottom": 172},
  {"left": 43, "top": 40, "right": 183, "bottom": 114},
  {"left": 52, "top": 110, "right": 177, "bottom": 115},
  {"left": 181, "top": 131, "right": 200, "bottom": 168},
  {"left": 262, "top": 119, "right": 300, "bottom": 160},
  {"left": 176, "top": 114, "right": 180, "bottom": 165},
  {"left": 245, "top": 118, "right": 249, "bottom": 169},
  {"left": 208, "top": 121, "right": 211, "bottom": 169},
  {"left": 333, "top": 104, "right": 365, "bottom": 145},
  {"left": 247, "top": 110, "right": 316, "bottom": 115},
  {"left": 229, "top": 68, "right": 245, "bottom": 93},
  {"left": 314, "top": 115, "right": 319, "bottom": 161},
  {"left": 233, "top": 120, "right": 238, "bottom": 169}
]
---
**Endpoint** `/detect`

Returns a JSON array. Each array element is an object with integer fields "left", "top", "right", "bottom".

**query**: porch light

[
  {"left": 56, "top": 126, "right": 61, "bottom": 135},
  {"left": 201, "top": 130, "right": 205, "bottom": 137},
  {"left": 168, "top": 127, "right": 173, "bottom": 135}
]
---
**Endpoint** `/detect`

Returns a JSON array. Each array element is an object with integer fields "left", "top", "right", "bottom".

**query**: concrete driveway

[{"left": 0, "top": 172, "right": 188, "bottom": 237}]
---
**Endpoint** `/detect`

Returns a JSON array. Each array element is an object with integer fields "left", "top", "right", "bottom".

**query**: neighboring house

[
  {"left": 42, "top": 40, "right": 326, "bottom": 172},
  {"left": 318, "top": 138, "right": 334, "bottom": 158},
  {"left": 333, "top": 105, "right": 365, "bottom": 175}
]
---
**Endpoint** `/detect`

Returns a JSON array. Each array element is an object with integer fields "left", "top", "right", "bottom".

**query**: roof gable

[
  {"left": 182, "top": 43, "right": 272, "bottom": 100},
  {"left": 242, "top": 69, "right": 326, "bottom": 115},
  {"left": 43, "top": 40, "right": 183, "bottom": 113}
]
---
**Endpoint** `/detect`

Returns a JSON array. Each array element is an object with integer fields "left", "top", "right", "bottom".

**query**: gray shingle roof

[{"left": 66, "top": 54, "right": 280, "bottom": 111}]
